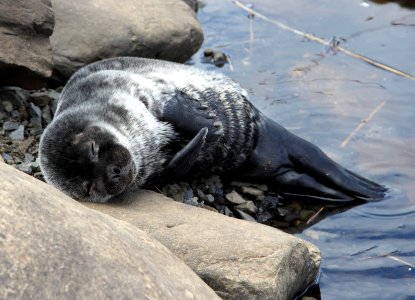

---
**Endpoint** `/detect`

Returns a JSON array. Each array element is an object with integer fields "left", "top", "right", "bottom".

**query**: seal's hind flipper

[
  {"left": 166, "top": 127, "right": 208, "bottom": 177},
  {"left": 283, "top": 131, "right": 387, "bottom": 201},
  {"left": 246, "top": 111, "right": 387, "bottom": 202}
]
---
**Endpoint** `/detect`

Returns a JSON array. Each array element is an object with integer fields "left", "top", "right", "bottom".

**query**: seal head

[{"left": 40, "top": 119, "right": 135, "bottom": 203}]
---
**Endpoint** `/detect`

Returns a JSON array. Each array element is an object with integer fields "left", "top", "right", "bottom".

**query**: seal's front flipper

[
  {"left": 247, "top": 113, "right": 387, "bottom": 202},
  {"left": 165, "top": 127, "right": 208, "bottom": 177},
  {"left": 162, "top": 91, "right": 223, "bottom": 142}
]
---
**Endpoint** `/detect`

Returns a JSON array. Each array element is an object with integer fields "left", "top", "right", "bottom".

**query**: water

[{"left": 192, "top": 0, "right": 415, "bottom": 298}]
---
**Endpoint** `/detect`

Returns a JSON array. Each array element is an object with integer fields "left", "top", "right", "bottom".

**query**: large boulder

[
  {"left": 0, "top": 162, "right": 220, "bottom": 300},
  {"left": 86, "top": 191, "right": 321, "bottom": 300},
  {"left": 50, "top": 0, "right": 204, "bottom": 81},
  {"left": 0, "top": 0, "right": 55, "bottom": 89}
]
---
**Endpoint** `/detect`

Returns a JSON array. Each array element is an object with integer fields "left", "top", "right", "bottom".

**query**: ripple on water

[{"left": 353, "top": 188, "right": 415, "bottom": 219}]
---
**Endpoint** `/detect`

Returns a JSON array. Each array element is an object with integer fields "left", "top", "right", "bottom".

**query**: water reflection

[{"left": 194, "top": 0, "right": 415, "bottom": 299}]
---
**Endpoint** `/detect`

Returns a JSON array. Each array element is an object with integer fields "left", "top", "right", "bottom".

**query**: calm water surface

[{"left": 192, "top": 0, "right": 415, "bottom": 298}]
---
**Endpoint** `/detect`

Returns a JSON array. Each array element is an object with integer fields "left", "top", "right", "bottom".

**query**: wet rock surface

[
  {"left": 50, "top": 0, "right": 204, "bottom": 81},
  {"left": 202, "top": 48, "right": 229, "bottom": 67},
  {"left": 0, "top": 162, "right": 221, "bottom": 300},
  {"left": 0, "top": 0, "right": 55, "bottom": 89}
]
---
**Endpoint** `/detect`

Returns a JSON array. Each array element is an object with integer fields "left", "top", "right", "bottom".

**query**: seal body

[{"left": 39, "top": 57, "right": 386, "bottom": 203}]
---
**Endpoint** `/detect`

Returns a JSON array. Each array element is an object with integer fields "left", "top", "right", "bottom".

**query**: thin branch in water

[
  {"left": 360, "top": 250, "right": 399, "bottom": 260},
  {"left": 232, "top": 0, "right": 415, "bottom": 81},
  {"left": 248, "top": 13, "right": 255, "bottom": 56},
  {"left": 350, "top": 245, "right": 378, "bottom": 256},
  {"left": 306, "top": 207, "right": 325, "bottom": 225},
  {"left": 340, "top": 100, "right": 386, "bottom": 148},
  {"left": 227, "top": 55, "right": 234, "bottom": 71},
  {"left": 387, "top": 255, "right": 415, "bottom": 269}
]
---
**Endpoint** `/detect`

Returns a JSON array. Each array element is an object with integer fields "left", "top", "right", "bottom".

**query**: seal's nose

[{"left": 107, "top": 164, "right": 130, "bottom": 183}]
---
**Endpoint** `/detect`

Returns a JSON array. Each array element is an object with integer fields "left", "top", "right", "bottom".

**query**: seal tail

[{"left": 246, "top": 112, "right": 387, "bottom": 202}]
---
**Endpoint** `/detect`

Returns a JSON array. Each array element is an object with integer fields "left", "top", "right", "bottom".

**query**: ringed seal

[{"left": 39, "top": 57, "right": 387, "bottom": 203}]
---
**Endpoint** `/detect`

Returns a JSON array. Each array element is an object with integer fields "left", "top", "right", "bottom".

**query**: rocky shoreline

[{"left": 0, "top": 0, "right": 321, "bottom": 299}]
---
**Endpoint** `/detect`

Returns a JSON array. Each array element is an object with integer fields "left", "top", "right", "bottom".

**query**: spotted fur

[{"left": 39, "top": 57, "right": 258, "bottom": 201}]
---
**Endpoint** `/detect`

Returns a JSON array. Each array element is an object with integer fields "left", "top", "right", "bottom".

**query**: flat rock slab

[
  {"left": 50, "top": 0, "right": 203, "bottom": 81},
  {"left": 86, "top": 190, "right": 321, "bottom": 300},
  {"left": 0, "top": 162, "right": 220, "bottom": 300},
  {"left": 0, "top": 0, "right": 55, "bottom": 88}
]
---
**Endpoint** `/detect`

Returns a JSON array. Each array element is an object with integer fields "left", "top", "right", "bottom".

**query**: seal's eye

[{"left": 88, "top": 141, "right": 99, "bottom": 161}]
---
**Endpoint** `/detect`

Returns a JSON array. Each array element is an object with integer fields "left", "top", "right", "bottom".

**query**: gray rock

[
  {"left": 42, "top": 105, "right": 52, "bottom": 124},
  {"left": 0, "top": 0, "right": 54, "bottom": 88},
  {"left": 241, "top": 186, "right": 264, "bottom": 198},
  {"left": 183, "top": 187, "right": 194, "bottom": 201},
  {"left": 202, "top": 48, "right": 228, "bottom": 67},
  {"left": 28, "top": 102, "right": 42, "bottom": 119},
  {"left": 1, "top": 153, "right": 12, "bottom": 163},
  {"left": 0, "top": 87, "right": 30, "bottom": 107},
  {"left": 0, "top": 163, "right": 220, "bottom": 300},
  {"left": 10, "top": 110, "right": 20, "bottom": 118},
  {"left": 236, "top": 209, "right": 257, "bottom": 222},
  {"left": 2, "top": 100, "right": 13, "bottom": 112},
  {"left": 86, "top": 190, "right": 321, "bottom": 300},
  {"left": 15, "top": 162, "right": 32, "bottom": 174},
  {"left": 224, "top": 206, "right": 234, "bottom": 217},
  {"left": 206, "top": 194, "right": 215, "bottom": 203},
  {"left": 24, "top": 153, "right": 34, "bottom": 163},
  {"left": 3, "top": 121, "right": 19, "bottom": 131},
  {"left": 29, "top": 90, "right": 60, "bottom": 107},
  {"left": 50, "top": 0, "right": 203, "bottom": 81},
  {"left": 257, "top": 211, "right": 273, "bottom": 223},
  {"left": 31, "top": 158, "right": 41, "bottom": 171},
  {"left": 231, "top": 181, "right": 268, "bottom": 192},
  {"left": 50, "top": 97, "right": 58, "bottom": 116},
  {"left": 17, "top": 136, "right": 35, "bottom": 153},
  {"left": 30, "top": 117, "right": 42, "bottom": 129},
  {"left": 225, "top": 190, "right": 247, "bottom": 205},
  {"left": 235, "top": 201, "right": 258, "bottom": 214},
  {"left": 9, "top": 125, "right": 24, "bottom": 140},
  {"left": 28, "top": 128, "right": 43, "bottom": 136}
]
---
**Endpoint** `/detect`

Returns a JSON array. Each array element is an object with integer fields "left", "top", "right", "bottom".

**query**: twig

[
  {"left": 227, "top": 55, "right": 234, "bottom": 71},
  {"left": 350, "top": 245, "right": 378, "bottom": 256},
  {"left": 306, "top": 207, "right": 325, "bottom": 224},
  {"left": 360, "top": 250, "right": 398, "bottom": 260},
  {"left": 387, "top": 255, "right": 415, "bottom": 269},
  {"left": 340, "top": 100, "right": 386, "bottom": 148},
  {"left": 249, "top": 13, "right": 254, "bottom": 56},
  {"left": 232, "top": 0, "right": 415, "bottom": 81}
]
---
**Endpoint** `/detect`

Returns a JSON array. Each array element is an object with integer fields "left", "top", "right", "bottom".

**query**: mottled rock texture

[
  {"left": 0, "top": 0, "right": 55, "bottom": 89},
  {"left": 0, "top": 163, "right": 220, "bottom": 300},
  {"left": 50, "top": 0, "right": 204, "bottom": 81},
  {"left": 86, "top": 190, "right": 321, "bottom": 300}
]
